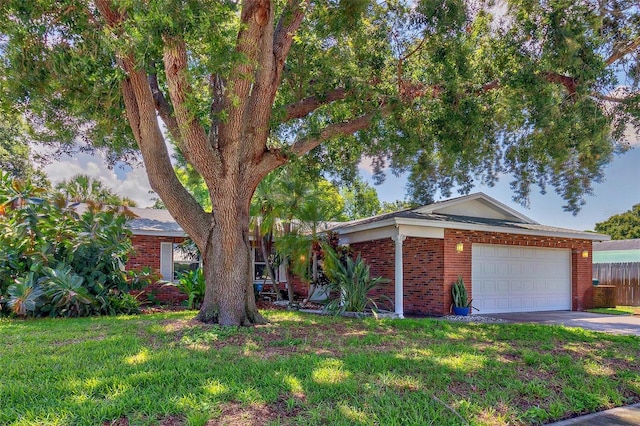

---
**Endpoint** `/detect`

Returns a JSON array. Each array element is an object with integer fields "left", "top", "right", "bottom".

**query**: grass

[
  {"left": 587, "top": 306, "right": 640, "bottom": 315},
  {"left": 1, "top": 310, "right": 639, "bottom": 426}
]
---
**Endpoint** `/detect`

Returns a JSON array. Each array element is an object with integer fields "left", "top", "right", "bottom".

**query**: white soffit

[{"left": 339, "top": 226, "right": 397, "bottom": 244}]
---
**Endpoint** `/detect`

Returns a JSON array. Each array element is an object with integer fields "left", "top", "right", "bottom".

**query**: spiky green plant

[
  {"left": 323, "top": 247, "right": 389, "bottom": 314},
  {"left": 451, "top": 276, "right": 471, "bottom": 308}
]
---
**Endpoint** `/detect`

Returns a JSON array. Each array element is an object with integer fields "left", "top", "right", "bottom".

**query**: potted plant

[{"left": 451, "top": 276, "right": 472, "bottom": 316}]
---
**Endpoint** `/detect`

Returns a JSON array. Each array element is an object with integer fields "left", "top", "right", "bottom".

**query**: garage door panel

[{"left": 472, "top": 245, "right": 571, "bottom": 314}]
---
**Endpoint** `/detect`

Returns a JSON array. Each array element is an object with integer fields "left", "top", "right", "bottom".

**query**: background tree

[
  {"left": 340, "top": 177, "right": 381, "bottom": 220},
  {"left": 0, "top": 115, "right": 46, "bottom": 184},
  {"left": 1, "top": 1, "right": 638, "bottom": 325},
  {"left": 595, "top": 204, "right": 640, "bottom": 240},
  {"left": 56, "top": 174, "right": 137, "bottom": 206}
]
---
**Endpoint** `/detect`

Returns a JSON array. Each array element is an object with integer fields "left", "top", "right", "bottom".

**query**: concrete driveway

[{"left": 486, "top": 311, "right": 640, "bottom": 336}]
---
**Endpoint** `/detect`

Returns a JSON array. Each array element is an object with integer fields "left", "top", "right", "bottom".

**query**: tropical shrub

[
  {"left": 6, "top": 272, "right": 43, "bottom": 316},
  {"left": 322, "top": 247, "right": 390, "bottom": 314},
  {"left": 0, "top": 172, "right": 141, "bottom": 317},
  {"left": 107, "top": 293, "right": 142, "bottom": 315},
  {"left": 165, "top": 268, "right": 205, "bottom": 309}
]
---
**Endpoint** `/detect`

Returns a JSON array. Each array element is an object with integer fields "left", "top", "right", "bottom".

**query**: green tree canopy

[
  {"left": 1, "top": 0, "right": 638, "bottom": 325},
  {"left": 595, "top": 204, "right": 640, "bottom": 240},
  {"left": 56, "top": 174, "right": 137, "bottom": 206},
  {"left": 340, "top": 177, "right": 381, "bottom": 220},
  {"left": 0, "top": 115, "right": 46, "bottom": 184}
]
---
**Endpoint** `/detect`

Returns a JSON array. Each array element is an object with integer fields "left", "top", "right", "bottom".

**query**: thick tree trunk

[{"left": 196, "top": 199, "right": 267, "bottom": 326}]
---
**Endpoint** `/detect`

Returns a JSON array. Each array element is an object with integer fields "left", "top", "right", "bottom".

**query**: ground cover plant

[{"left": 1, "top": 310, "right": 639, "bottom": 425}]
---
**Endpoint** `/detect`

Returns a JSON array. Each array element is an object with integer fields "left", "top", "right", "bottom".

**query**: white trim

[
  {"left": 393, "top": 218, "right": 608, "bottom": 241},
  {"left": 159, "top": 242, "right": 174, "bottom": 281},
  {"left": 391, "top": 233, "right": 406, "bottom": 319},
  {"left": 396, "top": 224, "right": 445, "bottom": 239},
  {"left": 337, "top": 216, "right": 607, "bottom": 242},
  {"left": 338, "top": 226, "right": 397, "bottom": 244}
]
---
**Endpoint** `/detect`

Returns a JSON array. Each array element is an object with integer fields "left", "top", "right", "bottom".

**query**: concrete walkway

[
  {"left": 546, "top": 403, "right": 640, "bottom": 425},
  {"left": 486, "top": 311, "right": 640, "bottom": 336}
]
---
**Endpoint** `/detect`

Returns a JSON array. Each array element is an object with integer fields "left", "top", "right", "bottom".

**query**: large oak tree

[{"left": 1, "top": 0, "right": 638, "bottom": 325}]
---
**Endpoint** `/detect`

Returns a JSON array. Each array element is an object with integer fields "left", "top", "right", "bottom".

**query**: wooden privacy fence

[{"left": 593, "top": 262, "right": 640, "bottom": 306}]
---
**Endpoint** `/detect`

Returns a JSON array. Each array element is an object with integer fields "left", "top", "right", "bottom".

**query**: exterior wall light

[
  {"left": 581, "top": 250, "right": 589, "bottom": 258},
  {"left": 456, "top": 242, "right": 464, "bottom": 253}
]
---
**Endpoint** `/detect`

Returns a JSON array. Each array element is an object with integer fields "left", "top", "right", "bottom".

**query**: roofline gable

[{"left": 414, "top": 192, "right": 538, "bottom": 224}]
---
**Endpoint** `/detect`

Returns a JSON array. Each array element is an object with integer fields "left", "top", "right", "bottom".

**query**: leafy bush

[
  {"left": 7, "top": 272, "right": 43, "bottom": 316},
  {"left": 322, "top": 247, "right": 389, "bottom": 314},
  {"left": 41, "top": 266, "right": 95, "bottom": 317},
  {"left": 0, "top": 172, "right": 140, "bottom": 317},
  {"left": 107, "top": 293, "right": 142, "bottom": 315},
  {"left": 165, "top": 269, "right": 205, "bottom": 310}
]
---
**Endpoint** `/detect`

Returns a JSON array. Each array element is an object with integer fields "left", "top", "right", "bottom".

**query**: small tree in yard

[{"left": 1, "top": 1, "right": 639, "bottom": 325}]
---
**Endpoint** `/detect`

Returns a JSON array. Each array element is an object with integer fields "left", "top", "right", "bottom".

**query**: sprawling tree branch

[
  {"left": 282, "top": 88, "right": 348, "bottom": 121},
  {"left": 95, "top": 0, "right": 209, "bottom": 247},
  {"left": 606, "top": 35, "right": 640, "bottom": 66},
  {"left": 148, "top": 74, "right": 181, "bottom": 146},
  {"left": 163, "top": 36, "right": 221, "bottom": 181},
  {"left": 273, "top": 0, "right": 309, "bottom": 89},
  {"left": 222, "top": 0, "right": 273, "bottom": 148},
  {"left": 290, "top": 104, "right": 393, "bottom": 157}
]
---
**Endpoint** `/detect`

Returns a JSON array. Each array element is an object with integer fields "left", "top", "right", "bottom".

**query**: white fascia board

[
  {"left": 394, "top": 218, "right": 609, "bottom": 241},
  {"left": 397, "top": 224, "right": 444, "bottom": 239},
  {"left": 337, "top": 221, "right": 445, "bottom": 244},
  {"left": 335, "top": 218, "right": 398, "bottom": 236},
  {"left": 339, "top": 225, "right": 397, "bottom": 244}
]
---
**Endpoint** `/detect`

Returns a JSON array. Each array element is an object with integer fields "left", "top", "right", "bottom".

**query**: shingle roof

[
  {"left": 126, "top": 206, "right": 185, "bottom": 235},
  {"left": 593, "top": 239, "right": 640, "bottom": 251},
  {"left": 333, "top": 209, "right": 601, "bottom": 239}
]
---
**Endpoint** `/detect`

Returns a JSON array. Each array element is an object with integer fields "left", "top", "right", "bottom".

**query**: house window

[
  {"left": 253, "top": 247, "right": 279, "bottom": 283},
  {"left": 173, "top": 244, "right": 201, "bottom": 280},
  {"left": 159, "top": 242, "right": 200, "bottom": 282}
]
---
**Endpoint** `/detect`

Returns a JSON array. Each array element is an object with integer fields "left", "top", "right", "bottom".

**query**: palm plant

[{"left": 322, "top": 247, "right": 389, "bottom": 314}]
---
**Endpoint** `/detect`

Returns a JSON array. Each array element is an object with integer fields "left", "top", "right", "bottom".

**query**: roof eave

[{"left": 336, "top": 216, "right": 610, "bottom": 241}]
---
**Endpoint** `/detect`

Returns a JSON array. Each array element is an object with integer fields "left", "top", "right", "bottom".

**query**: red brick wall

[
  {"left": 350, "top": 238, "right": 396, "bottom": 311},
  {"left": 126, "top": 235, "right": 187, "bottom": 305},
  {"left": 127, "top": 235, "right": 186, "bottom": 272},
  {"left": 442, "top": 229, "right": 593, "bottom": 314},
  {"left": 350, "top": 230, "right": 594, "bottom": 316},
  {"left": 403, "top": 238, "right": 445, "bottom": 315}
]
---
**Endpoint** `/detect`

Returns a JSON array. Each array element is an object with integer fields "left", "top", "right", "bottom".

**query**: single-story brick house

[
  {"left": 123, "top": 193, "right": 609, "bottom": 314},
  {"left": 332, "top": 193, "right": 609, "bottom": 317}
]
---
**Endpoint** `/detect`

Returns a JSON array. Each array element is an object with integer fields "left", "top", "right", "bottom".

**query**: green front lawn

[
  {"left": 587, "top": 306, "right": 640, "bottom": 315},
  {"left": 1, "top": 311, "right": 639, "bottom": 425}
]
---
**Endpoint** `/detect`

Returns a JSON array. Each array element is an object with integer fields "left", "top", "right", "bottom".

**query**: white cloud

[{"left": 41, "top": 151, "right": 155, "bottom": 207}]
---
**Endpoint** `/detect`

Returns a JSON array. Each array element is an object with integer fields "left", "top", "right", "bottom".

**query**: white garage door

[{"left": 472, "top": 244, "right": 571, "bottom": 314}]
